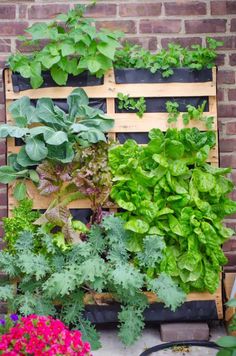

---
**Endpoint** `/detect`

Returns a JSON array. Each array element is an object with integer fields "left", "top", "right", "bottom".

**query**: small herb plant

[
  {"left": 117, "top": 93, "right": 146, "bottom": 118},
  {"left": 8, "top": 5, "right": 123, "bottom": 88},
  {"left": 166, "top": 100, "right": 214, "bottom": 129},
  {"left": 0, "top": 210, "right": 186, "bottom": 348},
  {"left": 114, "top": 38, "right": 223, "bottom": 77},
  {"left": 109, "top": 128, "right": 236, "bottom": 293},
  {"left": 216, "top": 299, "right": 236, "bottom": 355},
  {"left": 0, "top": 88, "right": 114, "bottom": 198}
]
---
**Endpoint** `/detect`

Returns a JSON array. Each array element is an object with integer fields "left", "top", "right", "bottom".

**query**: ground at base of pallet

[{"left": 93, "top": 322, "right": 226, "bottom": 356}]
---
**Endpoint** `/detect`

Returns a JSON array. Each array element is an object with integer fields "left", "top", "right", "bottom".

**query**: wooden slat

[{"left": 5, "top": 69, "right": 216, "bottom": 100}]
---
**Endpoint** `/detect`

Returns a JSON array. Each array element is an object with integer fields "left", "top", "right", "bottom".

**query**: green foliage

[
  {"left": 117, "top": 93, "right": 146, "bottom": 118},
  {"left": 0, "top": 213, "right": 186, "bottom": 348},
  {"left": 216, "top": 336, "right": 236, "bottom": 356},
  {"left": 0, "top": 89, "right": 114, "bottom": 194},
  {"left": 166, "top": 100, "right": 214, "bottom": 129},
  {"left": 9, "top": 5, "right": 123, "bottom": 88},
  {"left": 2, "top": 199, "right": 40, "bottom": 251},
  {"left": 109, "top": 127, "right": 236, "bottom": 293},
  {"left": 114, "top": 38, "right": 223, "bottom": 77}
]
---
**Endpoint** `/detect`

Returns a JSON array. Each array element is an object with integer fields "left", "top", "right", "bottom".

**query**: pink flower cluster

[{"left": 0, "top": 315, "right": 91, "bottom": 356}]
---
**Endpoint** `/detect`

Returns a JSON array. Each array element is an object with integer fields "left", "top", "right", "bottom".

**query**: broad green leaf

[
  {"left": 50, "top": 65, "right": 68, "bottom": 85},
  {"left": 0, "top": 125, "right": 27, "bottom": 138},
  {"left": 42, "top": 55, "right": 60, "bottom": 69},
  {"left": 17, "top": 146, "right": 39, "bottom": 167},
  {"left": 165, "top": 139, "right": 185, "bottom": 159},
  {"left": 168, "top": 215, "right": 184, "bottom": 236},
  {"left": 29, "top": 170, "right": 40, "bottom": 183},
  {"left": 193, "top": 169, "right": 216, "bottom": 192},
  {"left": 97, "top": 42, "right": 116, "bottom": 60},
  {"left": 0, "top": 166, "right": 28, "bottom": 183},
  {"left": 67, "top": 88, "right": 89, "bottom": 119},
  {"left": 78, "top": 129, "right": 106, "bottom": 144},
  {"left": 44, "top": 131, "right": 68, "bottom": 145},
  {"left": 9, "top": 96, "right": 31, "bottom": 123},
  {"left": 60, "top": 43, "right": 75, "bottom": 57},
  {"left": 87, "top": 58, "right": 101, "bottom": 73},
  {"left": 25, "top": 138, "right": 48, "bottom": 161},
  {"left": 13, "top": 181, "right": 27, "bottom": 201},
  {"left": 36, "top": 98, "right": 58, "bottom": 124},
  {"left": 47, "top": 142, "right": 74, "bottom": 163},
  {"left": 125, "top": 218, "right": 149, "bottom": 234},
  {"left": 30, "top": 61, "right": 43, "bottom": 89},
  {"left": 216, "top": 336, "right": 236, "bottom": 348}
]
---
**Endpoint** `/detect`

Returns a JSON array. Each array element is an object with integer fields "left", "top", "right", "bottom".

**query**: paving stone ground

[{"left": 93, "top": 322, "right": 225, "bottom": 356}]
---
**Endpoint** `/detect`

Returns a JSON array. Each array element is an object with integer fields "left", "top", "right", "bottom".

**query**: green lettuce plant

[
  {"left": 109, "top": 128, "right": 236, "bottom": 293},
  {"left": 9, "top": 5, "right": 123, "bottom": 88}
]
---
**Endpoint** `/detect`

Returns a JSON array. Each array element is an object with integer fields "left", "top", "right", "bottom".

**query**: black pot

[
  {"left": 11, "top": 70, "right": 104, "bottom": 93},
  {"left": 114, "top": 68, "right": 213, "bottom": 84}
]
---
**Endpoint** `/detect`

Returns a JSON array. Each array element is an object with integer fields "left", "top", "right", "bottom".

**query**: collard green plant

[
  {"left": 166, "top": 100, "right": 214, "bottom": 129},
  {"left": 0, "top": 213, "right": 186, "bottom": 348},
  {"left": 114, "top": 38, "right": 223, "bottom": 77},
  {"left": 0, "top": 88, "right": 114, "bottom": 195},
  {"left": 117, "top": 93, "right": 146, "bottom": 118},
  {"left": 9, "top": 5, "right": 123, "bottom": 88},
  {"left": 109, "top": 128, "right": 236, "bottom": 293}
]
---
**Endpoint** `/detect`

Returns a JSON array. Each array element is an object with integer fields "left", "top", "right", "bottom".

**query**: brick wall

[{"left": 0, "top": 0, "right": 236, "bottom": 265}]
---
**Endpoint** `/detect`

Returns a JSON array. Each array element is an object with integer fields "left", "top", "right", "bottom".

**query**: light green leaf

[
  {"left": 16, "top": 146, "right": 37, "bottom": 167},
  {"left": 0, "top": 166, "right": 28, "bottom": 184},
  {"left": 13, "top": 181, "right": 27, "bottom": 201},
  {"left": 44, "top": 131, "right": 68, "bottom": 145},
  {"left": 50, "top": 65, "right": 68, "bottom": 85},
  {"left": 87, "top": 58, "right": 101, "bottom": 73},
  {"left": 216, "top": 336, "right": 236, "bottom": 348},
  {"left": 125, "top": 218, "right": 149, "bottom": 234},
  {"left": 25, "top": 137, "right": 48, "bottom": 161}
]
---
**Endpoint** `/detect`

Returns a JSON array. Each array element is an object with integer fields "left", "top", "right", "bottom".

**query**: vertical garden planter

[{"left": 3, "top": 66, "right": 222, "bottom": 323}]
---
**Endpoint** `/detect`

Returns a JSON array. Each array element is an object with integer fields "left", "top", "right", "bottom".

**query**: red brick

[
  {"left": 0, "top": 140, "right": 5, "bottom": 153},
  {"left": 28, "top": 4, "right": 69, "bottom": 19},
  {"left": 161, "top": 37, "right": 202, "bottom": 48},
  {"left": 0, "top": 91, "right": 4, "bottom": 105},
  {"left": 0, "top": 209, "right": 7, "bottom": 219},
  {"left": 0, "top": 5, "right": 15, "bottom": 19},
  {"left": 160, "top": 323, "right": 209, "bottom": 342},
  {"left": 122, "top": 37, "right": 157, "bottom": 51},
  {"left": 231, "top": 18, "right": 236, "bottom": 32},
  {"left": 0, "top": 22, "right": 28, "bottom": 36},
  {"left": 19, "top": 4, "right": 27, "bottom": 19},
  {"left": 218, "top": 104, "right": 236, "bottom": 117},
  {"left": 230, "top": 53, "right": 236, "bottom": 65},
  {"left": 218, "top": 70, "right": 235, "bottom": 84},
  {"left": 226, "top": 121, "right": 236, "bottom": 134},
  {"left": 225, "top": 251, "right": 236, "bottom": 266},
  {"left": 119, "top": 3, "right": 161, "bottom": 17},
  {"left": 217, "top": 88, "right": 224, "bottom": 101},
  {"left": 165, "top": 2, "right": 206, "bottom": 16},
  {"left": 212, "top": 36, "right": 236, "bottom": 50},
  {"left": 220, "top": 153, "right": 236, "bottom": 167},
  {"left": 16, "top": 39, "right": 48, "bottom": 53},
  {"left": 140, "top": 20, "right": 181, "bottom": 34},
  {"left": 0, "top": 106, "right": 5, "bottom": 123},
  {"left": 211, "top": 1, "right": 236, "bottom": 15},
  {"left": 219, "top": 137, "right": 236, "bottom": 151},
  {"left": 85, "top": 4, "right": 116, "bottom": 18},
  {"left": 223, "top": 237, "right": 236, "bottom": 252},
  {"left": 0, "top": 39, "right": 11, "bottom": 53},
  {"left": 97, "top": 20, "right": 136, "bottom": 34},
  {"left": 0, "top": 194, "right": 7, "bottom": 207},
  {"left": 228, "top": 89, "right": 236, "bottom": 101},
  {"left": 0, "top": 155, "right": 6, "bottom": 166},
  {"left": 216, "top": 53, "right": 225, "bottom": 66},
  {"left": 185, "top": 19, "right": 226, "bottom": 34}
]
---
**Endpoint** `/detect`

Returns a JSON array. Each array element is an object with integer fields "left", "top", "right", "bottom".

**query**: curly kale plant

[
  {"left": 114, "top": 38, "right": 223, "bottom": 77},
  {"left": 109, "top": 128, "right": 236, "bottom": 293},
  {"left": 0, "top": 214, "right": 186, "bottom": 349},
  {"left": 9, "top": 5, "right": 123, "bottom": 88},
  {"left": 0, "top": 88, "right": 114, "bottom": 199}
]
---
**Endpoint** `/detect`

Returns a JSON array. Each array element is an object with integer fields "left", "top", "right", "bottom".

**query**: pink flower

[{"left": 0, "top": 315, "right": 92, "bottom": 356}]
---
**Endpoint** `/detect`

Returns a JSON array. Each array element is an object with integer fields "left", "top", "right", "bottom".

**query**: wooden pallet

[
  {"left": 3, "top": 68, "right": 223, "bottom": 320},
  {"left": 4, "top": 68, "right": 218, "bottom": 213}
]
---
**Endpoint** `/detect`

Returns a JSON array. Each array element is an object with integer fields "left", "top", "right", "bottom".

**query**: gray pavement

[{"left": 93, "top": 323, "right": 226, "bottom": 356}]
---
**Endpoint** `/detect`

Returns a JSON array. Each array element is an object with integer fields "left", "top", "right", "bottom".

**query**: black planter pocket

[
  {"left": 12, "top": 71, "right": 104, "bottom": 93},
  {"left": 115, "top": 96, "right": 209, "bottom": 114},
  {"left": 117, "top": 132, "right": 149, "bottom": 144},
  {"left": 84, "top": 300, "right": 218, "bottom": 324},
  {"left": 114, "top": 68, "right": 212, "bottom": 84}
]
